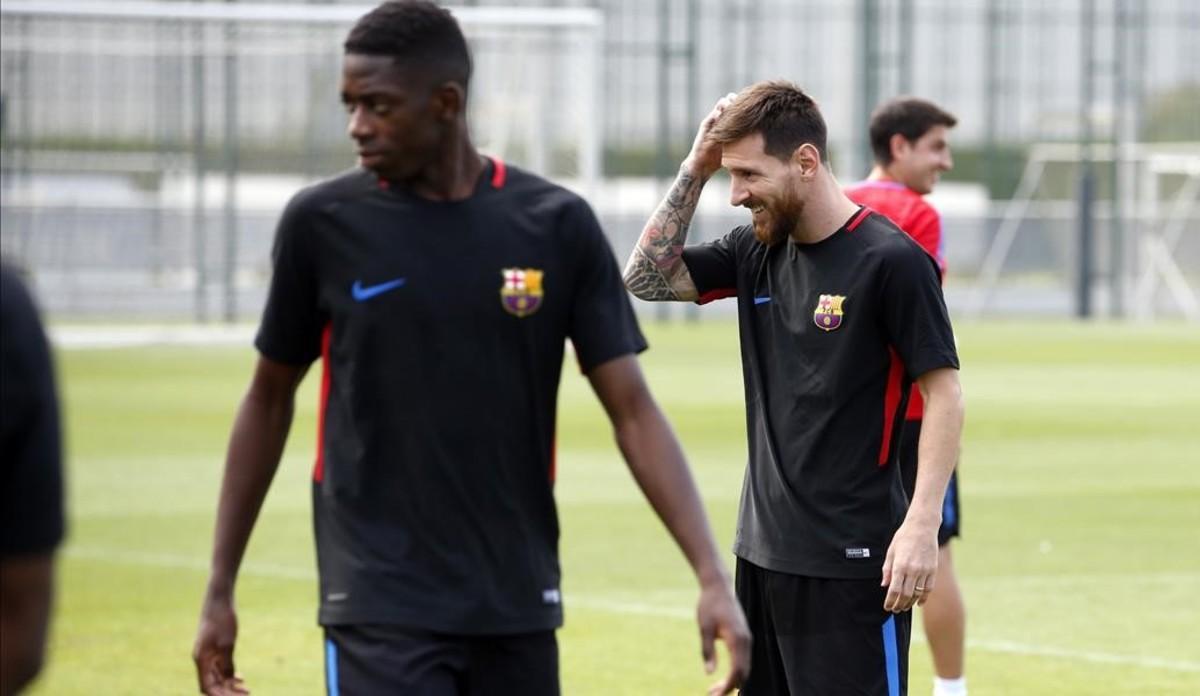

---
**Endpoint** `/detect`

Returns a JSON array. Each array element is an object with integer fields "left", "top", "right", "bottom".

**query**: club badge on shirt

[
  {"left": 813, "top": 294, "right": 846, "bottom": 331},
  {"left": 500, "top": 268, "right": 544, "bottom": 317}
]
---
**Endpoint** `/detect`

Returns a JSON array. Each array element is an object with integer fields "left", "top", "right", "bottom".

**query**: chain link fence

[{"left": 2, "top": 0, "right": 1197, "bottom": 321}]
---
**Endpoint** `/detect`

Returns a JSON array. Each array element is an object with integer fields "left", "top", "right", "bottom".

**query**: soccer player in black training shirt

[
  {"left": 624, "top": 82, "right": 965, "bottom": 695},
  {"left": 1, "top": 265, "right": 65, "bottom": 695},
  {"left": 191, "top": 2, "right": 749, "bottom": 695}
]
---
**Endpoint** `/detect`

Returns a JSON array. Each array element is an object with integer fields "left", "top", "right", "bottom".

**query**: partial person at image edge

[{"left": 1, "top": 263, "right": 66, "bottom": 696}]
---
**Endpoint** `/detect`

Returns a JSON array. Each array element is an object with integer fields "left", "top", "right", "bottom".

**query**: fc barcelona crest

[
  {"left": 500, "top": 268, "right": 544, "bottom": 317},
  {"left": 813, "top": 294, "right": 846, "bottom": 331}
]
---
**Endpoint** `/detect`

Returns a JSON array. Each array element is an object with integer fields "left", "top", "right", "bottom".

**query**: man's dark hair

[
  {"left": 708, "top": 81, "right": 828, "bottom": 163},
  {"left": 869, "top": 97, "right": 957, "bottom": 165},
  {"left": 344, "top": 0, "right": 472, "bottom": 91}
]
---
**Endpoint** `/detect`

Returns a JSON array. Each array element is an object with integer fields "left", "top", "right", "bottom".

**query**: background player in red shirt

[{"left": 846, "top": 97, "right": 966, "bottom": 696}]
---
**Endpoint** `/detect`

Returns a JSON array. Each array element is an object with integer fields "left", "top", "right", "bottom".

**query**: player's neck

[
  {"left": 410, "top": 131, "right": 486, "bottom": 202},
  {"left": 867, "top": 165, "right": 911, "bottom": 190},
  {"left": 790, "top": 171, "right": 862, "bottom": 245}
]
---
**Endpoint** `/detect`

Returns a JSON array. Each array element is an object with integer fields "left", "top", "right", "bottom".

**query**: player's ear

[
  {"left": 431, "top": 81, "right": 465, "bottom": 121},
  {"left": 889, "top": 133, "right": 911, "bottom": 161},
  {"left": 793, "top": 143, "right": 821, "bottom": 180}
]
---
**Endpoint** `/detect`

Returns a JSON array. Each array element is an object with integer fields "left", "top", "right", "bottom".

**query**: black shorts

[
  {"left": 323, "top": 624, "right": 558, "bottom": 696},
  {"left": 735, "top": 558, "right": 911, "bottom": 696},
  {"left": 899, "top": 419, "right": 961, "bottom": 546}
]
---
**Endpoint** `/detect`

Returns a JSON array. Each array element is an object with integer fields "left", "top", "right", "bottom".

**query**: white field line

[
  {"left": 50, "top": 324, "right": 256, "bottom": 350},
  {"left": 65, "top": 546, "right": 314, "bottom": 581},
  {"left": 969, "top": 571, "right": 1200, "bottom": 587},
  {"left": 966, "top": 639, "right": 1200, "bottom": 673},
  {"left": 47, "top": 325, "right": 577, "bottom": 353},
  {"left": 66, "top": 546, "right": 1200, "bottom": 673}
]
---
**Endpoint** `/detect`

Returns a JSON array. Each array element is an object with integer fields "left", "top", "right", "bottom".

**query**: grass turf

[{"left": 28, "top": 319, "right": 1200, "bottom": 694}]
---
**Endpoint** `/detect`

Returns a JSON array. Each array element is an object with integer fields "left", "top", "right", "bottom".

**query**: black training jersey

[
  {"left": 1, "top": 265, "right": 65, "bottom": 558},
  {"left": 682, "top": 207, "right": 958, "bottom": 579},
  {"left": 256, "top": 158, "right": 646, "bottom": 634}
]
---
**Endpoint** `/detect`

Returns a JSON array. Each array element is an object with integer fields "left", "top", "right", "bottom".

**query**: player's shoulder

[
  {"left": 904, "top": 192, "right": 940, "bottom": 220},
  {"left": 847, "top": 180, "right": 934, "bottom": 216},
  {"left": 852, "top": 210, "right": 929, "bottom": 261},
  {"left": 0, "top": 264, "right": 51, "bottom": 378},
  {"left": 0, "top": 263, "right": 39, "bottom": 327},
  {"left": 286, "top": 168, "right": 378, "bottom": 216},
  {"left": 491, "top": 162, "right": 607, "bottom": 246},
  {"left": 496, "top": 161, "right": 589, "bottom": 212}
]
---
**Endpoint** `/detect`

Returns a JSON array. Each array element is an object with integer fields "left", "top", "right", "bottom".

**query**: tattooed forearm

[
  {"left": 623, "top": 167, "right": 705, "bottom": 301},
  {"left": 623, "top": 246, "right": 680, "bottom": 300}
]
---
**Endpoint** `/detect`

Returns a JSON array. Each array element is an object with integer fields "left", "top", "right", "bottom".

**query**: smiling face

[
  {"left": 888, "top": 124, "right": 953, "bottom": 195},
  {"left": 340, "top": 53, "right": 450, "bottom": 182},
  {"left": 722, "top": 133, "right": 809, "bottom": 246}
]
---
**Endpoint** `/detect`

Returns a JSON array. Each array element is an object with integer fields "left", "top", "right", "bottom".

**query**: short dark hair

[
  {"left": 344, "top": 1, "right": 472, "bottom": 91},
  {"left": 868, "top": 97, "right": 957, "bottom": 165},
  {"left": 708, "top": 81, "right": 828, "bottom": 163}
]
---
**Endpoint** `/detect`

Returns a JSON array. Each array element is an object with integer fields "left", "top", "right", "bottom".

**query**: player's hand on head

[
  {"left": 685, "top": 92, "right": 738, "bottom": 180},
  {"left": 880, "top": 518, "right": 939, "bottom": 613},
  {"left": 697, "top": 578, "right": 752, "bottom": 695},
  {"left": 193, "top": 596, "right": 249, "bottom": 694}
]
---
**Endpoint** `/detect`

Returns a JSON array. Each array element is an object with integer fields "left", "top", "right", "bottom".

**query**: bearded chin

[{"left": 753, "top": 209, "right": 794, "bottom": 246}]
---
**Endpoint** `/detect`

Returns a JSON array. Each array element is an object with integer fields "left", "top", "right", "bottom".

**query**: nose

[
  {"left": 730, "top": 178, "right": 750, "bottom": 208},
  {"left": 941, "top": 151, "right": 954, "bottom": 171},
  {"left": 347, "top": 105, "right": 372, "bottom": 142}
]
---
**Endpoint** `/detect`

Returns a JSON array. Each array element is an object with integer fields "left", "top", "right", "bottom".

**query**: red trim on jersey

[
  {"left": 313, "top": 322, "right": 333, "bottom": 482},
  {"left": 846, "top": 206, "right": 872, "bottom": 232},
  {"left": 549, "top": 435, "right": 557, "bottom": 483},
  {"left": 697, "top": 287, "right": 737, "bottom": 305},
  {"left": 490, "top": 156, "right": 507, "bottom": 189},
  {"left": 879, "top": 347, "right": 905, "bottom": 466}
]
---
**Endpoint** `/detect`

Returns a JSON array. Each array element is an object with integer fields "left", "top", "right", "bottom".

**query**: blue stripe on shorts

[
  {"left": 882, "top": 615, "right": 900, "bottom": 696},
  {"left": 942, "top": 474, "right": 958, "bottom": 528},
  {"left": 325, "top": 637, "right": 340, "bottom": 696}
]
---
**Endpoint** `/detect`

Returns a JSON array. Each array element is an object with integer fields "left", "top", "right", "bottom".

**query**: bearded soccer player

[
  {"left": 624, "top": 82, "right": 964, "bottom": 695},
  {"left": 191, "top": 2, "right": 750, "bottom": 694},
  {"left": 845, "top": 97, "right": 967, "bottom": 696}
]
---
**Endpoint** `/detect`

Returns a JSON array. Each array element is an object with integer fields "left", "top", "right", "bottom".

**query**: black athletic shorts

[
  {"left": 735, "top": 558, "right": 911, "bottom": 696},
  {"left": 899, "top": 419, "right": 961, "bottom": 546},
  {"left": 323, "top": 624, "right": 558, "bottom": 696}
]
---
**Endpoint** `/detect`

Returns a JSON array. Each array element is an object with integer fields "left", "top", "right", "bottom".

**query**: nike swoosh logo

[
  {"left": 754, "top": 296, "right": 772, "bottom": 305},
  {"left": 351, "top": 278, "right": 406, "bottom": 302}
]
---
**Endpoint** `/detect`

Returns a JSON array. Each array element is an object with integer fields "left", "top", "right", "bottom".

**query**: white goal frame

[{"left": 965, "top": 142, "right": 1200, "bottom": 321}]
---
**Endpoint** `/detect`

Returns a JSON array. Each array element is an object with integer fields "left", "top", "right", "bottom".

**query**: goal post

[{"left": 965, "top": 142, "right": 1200, "bottom": 321}]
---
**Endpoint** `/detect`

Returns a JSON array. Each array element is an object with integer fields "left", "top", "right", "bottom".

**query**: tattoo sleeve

[{"left": 622, "top": 167, "right": 705, "bottom": 302}]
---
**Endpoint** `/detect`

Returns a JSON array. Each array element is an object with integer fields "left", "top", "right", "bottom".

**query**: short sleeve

[
  {"left": 681, "top": 226, "right": 747, "bottom": 304},
  {"left": 878, "top": 238, "right": 959, "bottom": 380},
  {"left": 0, "top": 267, "right": 65, "bottom": 557},
  {"left": 254, "top": 193, "right": 326, "bottom": 366},
  {"left": 567, "top": 199, "right": 648, "bottom": 373}
]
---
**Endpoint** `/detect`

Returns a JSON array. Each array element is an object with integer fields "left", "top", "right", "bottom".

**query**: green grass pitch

[{"left": 28, "top": 319, "right": 1200, "bottom": 694}]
